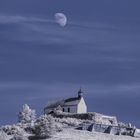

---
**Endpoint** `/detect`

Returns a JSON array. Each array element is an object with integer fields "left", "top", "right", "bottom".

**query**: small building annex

[{"left": 44, "top": 89, "right": 87, "bottom": 114}]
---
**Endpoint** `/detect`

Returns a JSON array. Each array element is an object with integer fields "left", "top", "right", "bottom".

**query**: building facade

[{"left": 44, "top": 89, "right": 87, "bottom": 114}]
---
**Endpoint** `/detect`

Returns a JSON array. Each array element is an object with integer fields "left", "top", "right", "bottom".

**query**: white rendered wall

[
  {"left": 77, "top": 97, "right": 87, "bottom": 113},
  {"left": 63, "top": 106, "right": 77, "bottom": 113}
]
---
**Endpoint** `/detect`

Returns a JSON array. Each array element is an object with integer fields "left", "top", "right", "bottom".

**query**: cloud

[
  {"left": 0, "top": 14, "right": 140, "bottom": 87},
  {"left": 0, "top": 15, "right": 53, "bottom": 24},
  {"left": 0, "top": 81, "right": 140, "bottom": 96}
]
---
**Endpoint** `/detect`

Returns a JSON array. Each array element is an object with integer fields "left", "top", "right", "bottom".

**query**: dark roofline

[
  {"left": 45, "top": 96, "right": 82, "bottom": 109},
  {"left": 64, "top": 96, "right": 81, "bottom": 103},
  {"left": 45, "top": 100, "right": 64, "bottom": 109}
]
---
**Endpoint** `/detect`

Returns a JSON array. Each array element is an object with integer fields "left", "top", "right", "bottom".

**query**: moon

[{"left": 54, "top": 13, "right": 67, "bottom": 27}]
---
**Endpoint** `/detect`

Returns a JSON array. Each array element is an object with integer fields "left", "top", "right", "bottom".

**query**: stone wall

[{"left": 52, "top": 111, "right": 118, "bottom": 126}]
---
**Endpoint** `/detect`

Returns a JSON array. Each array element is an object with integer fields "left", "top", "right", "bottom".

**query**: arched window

[{"left": 68, "top": 108, "right": 70, "bottom": 112}]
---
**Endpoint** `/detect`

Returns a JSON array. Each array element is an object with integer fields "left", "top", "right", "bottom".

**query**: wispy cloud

[
  {"left": 0, "top": 81, "right": 140, "bottom": 96},
  {"left": 0, "top": 15, "right": 53, "bottom": 24}
]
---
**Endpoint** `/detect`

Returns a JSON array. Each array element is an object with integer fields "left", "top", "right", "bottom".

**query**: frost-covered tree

[
  {"left": 18, "top": 104, "right": 36, "bottom": 124},
  {"left": 34, "top": 115, "right": 59, "bottom": 138},
  {"left": 1, "top": 124, "right": 26, "bottom": 136},
  {"left": 0, "top": 130, "right": 10, "bottom": 140}
]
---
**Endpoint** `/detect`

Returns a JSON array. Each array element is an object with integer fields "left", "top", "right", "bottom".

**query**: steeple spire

[{"left": 78, "top": 88, "right": 83, "bottom": 98}]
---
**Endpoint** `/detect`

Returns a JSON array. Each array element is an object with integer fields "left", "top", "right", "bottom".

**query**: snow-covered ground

[
  {"left": 1, "top": 105, "right": 140, "bottom": 140},
  {"left": 50, "top": 128, "right": 140, "bottom": 140}
]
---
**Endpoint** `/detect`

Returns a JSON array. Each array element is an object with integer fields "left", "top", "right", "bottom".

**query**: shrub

[
  {"left": 0, "top": 130, "right": 10, "bottom": 140},
  {"left": 34, "top": 115, "right": 61, "bottom": 138},
  {"left": 11, "top": 134, "right": 28, "bottom": 140},
  {"left": 18, "top": 104, "right": 36, "bottom": 124}
]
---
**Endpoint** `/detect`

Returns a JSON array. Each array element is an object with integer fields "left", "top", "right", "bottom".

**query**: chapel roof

[
  {"left": 45, "top": 89, "right": 84, "bottom": 109},
  {"left": 45, "top": 96, "right": 81, "bottom": 109},
  {"left": 64, "top": 96, "right": 81, "bottom": 103}
]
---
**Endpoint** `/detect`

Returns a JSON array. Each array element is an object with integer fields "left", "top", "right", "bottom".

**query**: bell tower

[{"left": 78, "top": 88, "right": 83, "bottom": 98}]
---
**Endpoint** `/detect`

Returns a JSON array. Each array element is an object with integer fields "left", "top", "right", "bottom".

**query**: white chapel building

[{"left": 44, "top": 89, "right": 87, "bottom": 114}]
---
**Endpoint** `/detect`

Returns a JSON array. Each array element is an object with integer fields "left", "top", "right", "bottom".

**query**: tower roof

[
  {"left": 78, "top": 88, "right": 83, "bottom": 94},
  {"left": 78, "top": 88, "right": 83, "bottom": 98}
]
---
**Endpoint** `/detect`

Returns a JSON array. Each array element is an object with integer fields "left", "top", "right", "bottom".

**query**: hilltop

[{"left": 0, "top": 104, "right": 140, "bottom": 140}]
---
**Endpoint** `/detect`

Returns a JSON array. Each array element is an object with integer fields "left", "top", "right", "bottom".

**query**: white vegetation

[
  {"left": 18, "top": 104, "right": 36, "bottom": 124},
  {"left": 11, "top": 134, "right": 28, "bottom": 140},
  {"left": 2, "top": 125, "right": 25, "bottom": 135},
  {"left": 0, "top": 130, "right": 10, "bottom": 140},
  {"left": 34, "top": 115, "right": 61, "bottom": 138},
  {"left": 0, "top": 104, "right": 140, "bottom": 140}
]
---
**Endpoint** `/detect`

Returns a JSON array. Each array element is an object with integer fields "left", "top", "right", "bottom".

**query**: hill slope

[{"left": 50, "top": 128, "right": 140, "bottom": 140}]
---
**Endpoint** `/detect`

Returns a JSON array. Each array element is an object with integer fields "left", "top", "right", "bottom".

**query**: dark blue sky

[{"left": 0, "top": 0, "right": 140, "bottom": 127}]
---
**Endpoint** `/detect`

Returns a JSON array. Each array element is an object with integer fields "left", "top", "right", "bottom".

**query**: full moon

[{"left": 54, "top": 13, "right": 67, "bottom": 27}]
